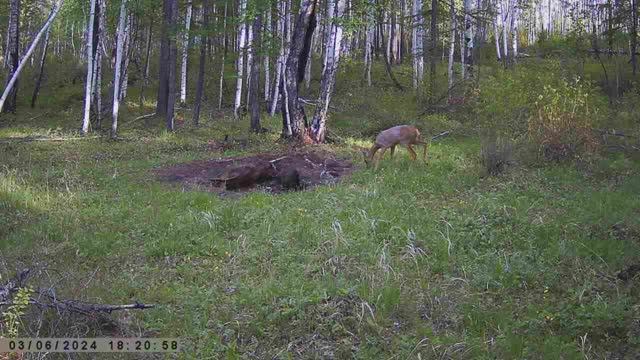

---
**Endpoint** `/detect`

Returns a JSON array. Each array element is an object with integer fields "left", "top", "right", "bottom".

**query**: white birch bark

[
  {"left": 269, "top": 0, "right": 289, "bottom": 116},
  {"left": 81, "top": 0, "right": 97, "bottom": 134},
  {"left": 111, "top": 0, "right": 128, "bottom": 138},
  {"left": 412, "top": 0, "right": 424, "bottom": 89},
  {"left": 493, "top": 1, "right": 501, "bottom": 60},
  {"left": 180, "top": 1, "right": 193, "bottom": 105},
  {"left": 218, "top": 2, "right": 227, "bottom": 109},
  {"left": 245, "top": 23, "right": 254, "bottom": 106},
  {"left": 264, "top": 6, "right": 271, "bottom": 102},
  {"left": 448, "top": 1, "right": 456, "bottom": 98},
  {"left": 311, "top": 0, "right": 345, "bottom": 142},
  {"left": 233, "top": 0, "right": 248, "bottom": 119}
]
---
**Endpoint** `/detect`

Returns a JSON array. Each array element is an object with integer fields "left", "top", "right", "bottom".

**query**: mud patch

[{"left": 154, "top": 151, "right": 354, "bottom": 194}]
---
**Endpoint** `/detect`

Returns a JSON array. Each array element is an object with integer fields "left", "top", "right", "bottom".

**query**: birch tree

[
  {"left": 193, "top": 0, "right": 209, "bottom": 125},
  {"left": 111, "top": 0, "right": 128, "bottom": 138},
  {"left": 180, "top": 1, "right": 193, "bottom": 106},
  {"left": 233, "top": 0, "right": 248, "bottom": 119},
  {"left": 281, "top": 0, "right": 318, "bottom": 140},
  {"left": 81, "top": 0, "right": 97, "bottom": 134},
  {"left": 310, "top": 0, "right": 345, "bottom": 143},
  {"left": 0, "top": 0, "right": 63, "bottom": 114},
  {"left": 412, "top": 0, "right": 424, "bottom": 90}
]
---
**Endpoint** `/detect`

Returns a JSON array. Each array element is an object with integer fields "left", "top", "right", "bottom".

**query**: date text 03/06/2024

[{"left": 0, "top": 338, "right": 180, "bottom": 352}]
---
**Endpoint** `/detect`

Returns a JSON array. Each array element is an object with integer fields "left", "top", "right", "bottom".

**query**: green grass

[{"left": 1, "top": 54, "right": 640, "bottom": 359}]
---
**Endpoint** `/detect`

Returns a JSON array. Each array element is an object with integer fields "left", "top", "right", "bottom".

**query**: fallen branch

[
  {"left": 0, "top": 269, "right": 155, "bottom": 317},
  {"left": 430, "top": 130, "right": 451, "bottom": 142},
  {"left": 133, "top": 112, "right": 157, "bottom": 121},
  {"left": 0, "top": 136, "right": 100, "bottom": 144}
]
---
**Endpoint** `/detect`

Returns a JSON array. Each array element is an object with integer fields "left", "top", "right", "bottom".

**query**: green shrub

[{"left": 528, "top": 79, "right": 601, "bottom": 161}]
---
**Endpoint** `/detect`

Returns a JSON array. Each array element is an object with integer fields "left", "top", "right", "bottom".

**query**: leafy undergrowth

[{"left": 1, "top": 58, "right": 640, "bottom": 358}]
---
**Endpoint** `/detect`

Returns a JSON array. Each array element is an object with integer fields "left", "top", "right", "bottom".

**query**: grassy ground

[{"left": 1, "top": 55, "right": 640, "bottom": 359}]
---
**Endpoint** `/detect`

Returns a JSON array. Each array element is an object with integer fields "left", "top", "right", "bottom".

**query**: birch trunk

[
  {"left": 632, "top": 0, "right": 637, "bottom": 75},
  {"left": 81, "top": 0, "right": 96, "bottom": 133},
  {"left": 111, "top": 0, "right": 127, "bottom": 138},
  {"left": 310, "top": 0, "right": 345, "bottom": 143},
  {"left": 264, "top": 6, "right": 271, "bottom": 102},
  {"left": 233, "top": 0, "right": 248, "bottom": 119},
  {"left": 3, "top": 0, "right": 20, "bottom": 113},
  {"left": 364, "top": 0, "right": 374, "bottom": 86},
  {"left": 412, "top": 0, "right": 424, "bottom": 90},
  {"left": 245, "top": 23, "right": 254, "bottom": 106},
  {"left": 463, "top": 0, "right": 475, "bottom": 79},
  {"left": 281, "top": 0, "right": 318, "bottom": 140},
  {"left": 493, "top": 2, "right": 501, "bottom": 60},
  {"left": 269, "top": 0, "right": 289, "bottom": 116},
  {"left": 448, "top": 1, "right": 455, "bottom": 101},
  {"left": 218, "top": 2, "right": 227, "bottom": 109},
  {"left": 249, "top": 14, "right": 263, "bottom": 132},
  {"left": 180, "top": 1, "right": 193, "bottom": 105},
  {"left": 119, "top": 14, "right": 132, "bottom": 101}
]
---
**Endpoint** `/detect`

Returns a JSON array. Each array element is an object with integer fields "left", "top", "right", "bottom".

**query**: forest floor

[{"left": 1, "top": 58, "right": 640, "bottom": 358}]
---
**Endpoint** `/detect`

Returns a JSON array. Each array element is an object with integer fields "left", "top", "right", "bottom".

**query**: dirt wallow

[{"left": 154, "top": 151, "right": 355, "bottom": 194}]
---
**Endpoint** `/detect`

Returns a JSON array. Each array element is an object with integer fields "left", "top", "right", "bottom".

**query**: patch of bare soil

[{"left": 154, "top": 151, "right": 354, "bottom": 194}]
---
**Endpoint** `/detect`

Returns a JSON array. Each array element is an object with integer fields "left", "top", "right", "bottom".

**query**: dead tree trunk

[
  {"left": 429, "top": 0, "right": 437, "bottom": 101},
  {"left": 280, "top": 0, "right": 318, "bottom": 140}
]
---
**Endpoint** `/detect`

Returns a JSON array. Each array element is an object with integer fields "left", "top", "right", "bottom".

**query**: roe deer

[{"left": 363, "top": 125, "right": 429, "bottom": 170}]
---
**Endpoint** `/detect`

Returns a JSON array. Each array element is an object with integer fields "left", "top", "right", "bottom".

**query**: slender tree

[
  {"left": 111, "top": 0, "right": 128, "bottom": 138},
  {"left": 310, "top": 0, "right": 346, "bottom": 143},
  {"left": 249, "top": 14, "right": 263, "bottom": 132},
  {"left": 193, "top": 0, "right": 209, "bottom": 125},
  {"left": 4, "top": 0, "right": 21, "bottom": 113},
  {"left": 180, "top": 1, "right": 193, "bottom": 106}
]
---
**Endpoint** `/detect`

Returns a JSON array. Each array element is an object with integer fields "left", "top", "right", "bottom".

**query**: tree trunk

[
  {"left": 632, "top": 0, "right": 638, "bottom": 75},
  {"left": 3, "top": 0, "right": 20, "bottom": 113},
  {"left": 81, "top": 0, "right": 97, "bottom": 134},
  {"left": 94, "top": 0, "right": 106, "bottom": 129},
  {"left": 429, "top": 0, "right": 437, "bottom": 101},
  {"left": 270, "top": 0, "right": 290, "bottom": 116},
  {"left": 493, "top": 2, "right": 501, "bottom": 61},
  {"left": 310, "top": 0, "right": 345, "bottom": 143},
  {"left": 233, "top": 0, "right": 248, "bottom": 119},
  {"left": 193, "top": 0, "right": 209, "bottom": 126},
  {"left": 111, "top": 0, "right": 128, "bottom": 138},
  {"left": 448, "top": 1, "right": 456, "bottom": 101},
  {"left": 119, "top": 14, "right": 132, "bottom": 101},
  {"left": 156, "top": 0, "right": 171, "bottom": 115},
  {"left": 412, "top": 0, "right": 424, "bottom": 90},
  {"left": 218, "top": 2, "right": 227, "bottom": 109},
  {"left": 30, "top": 27, "right": 51, "bottom": 108},
  {"left": 281, "top": 0, "right": 318, "bottom": 140},
  {"left": 378, "top": 7, "right": 404, "bottom": 90},
  {"left": 180, "top": 1, "right": 193, "bottom": 106},
  {"left": 245, "top": 21, "right": 255, "bottom": 106},
  {"left": 463, "top": 0, "right": 475, "bottom": 79},
  {"left": 166, "top": 0, "right": 179, "bottom": 130},
  {"left": 264, "top": 6, "right": 272, "bottom": 102},
  {"left": 249, "top": 14, "right": 263, "bottom": 132},
  {"left": 364, "top": 0, "right": 374, "bottom": 86}
]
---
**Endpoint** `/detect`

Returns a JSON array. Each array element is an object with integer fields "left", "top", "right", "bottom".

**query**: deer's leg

[
  {"left": 390, "top": 145, "right": 396, "bottom": 159},
  {"left": 423, "top": 142, "right": 429, "bottom": 163},
  {"left": 407, "top": 145, "right": 417, "bottom": 161},
  {"left": 375, "top": 148, "right": 388, "bottom": 170}
]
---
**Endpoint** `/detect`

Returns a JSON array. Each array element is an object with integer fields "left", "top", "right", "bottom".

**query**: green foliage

[
  {"left": 1, "top": 286, "right": 33, "bottom": 338},
  {"left": 528, "top": 78, "right": 601, "bottom": 161}
]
